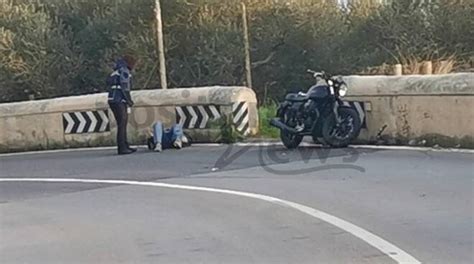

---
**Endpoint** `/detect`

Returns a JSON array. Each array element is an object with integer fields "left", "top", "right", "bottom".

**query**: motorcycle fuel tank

[{"left": 308, "top": 85, "right": 329, "bottom": 99}]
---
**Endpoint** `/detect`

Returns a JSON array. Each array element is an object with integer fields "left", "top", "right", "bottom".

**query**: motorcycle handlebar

[{"left": 307, "top": 69, "right": 327, "bottom": 79}]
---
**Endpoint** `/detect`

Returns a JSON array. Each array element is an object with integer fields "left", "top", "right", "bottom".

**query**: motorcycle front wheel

[{"left": 322, "top": 107, "right": 361, "bottom": 148}]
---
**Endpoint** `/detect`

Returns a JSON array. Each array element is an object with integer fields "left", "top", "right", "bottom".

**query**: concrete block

[{"left": 345, "top": 73, "right": 474, "bottom": 148}]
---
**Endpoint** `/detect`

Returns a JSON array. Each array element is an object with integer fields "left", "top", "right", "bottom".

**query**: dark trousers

[{"left": 109, "top": 102, "right": 129, "bottom": 152}]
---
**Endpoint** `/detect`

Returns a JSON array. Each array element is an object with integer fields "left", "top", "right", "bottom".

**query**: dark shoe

[
  {"left": 118, "top": 149, "right": 135, "bottom": 155},
  {"left": 128, "top": 147, "right": 137, "bottom": 153}
]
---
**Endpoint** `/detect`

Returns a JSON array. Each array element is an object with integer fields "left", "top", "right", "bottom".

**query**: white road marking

[
  {"left": 351, "top": 144, "right": 474, "bottom": 154},
  {"left": 0, "top": 146, "right": 119, "bottom": 157},
  {"left": 200, "top": 142, "right": 474, "bottom": 154},
  {"left": 0, "top": 177, "right": 420, "bottom": 264},
  {"left": 1, "top": 143, "right": 472, "bottom": 158},
  {"left": 193, "top": 143, "right": 224, "bottom": 147}
]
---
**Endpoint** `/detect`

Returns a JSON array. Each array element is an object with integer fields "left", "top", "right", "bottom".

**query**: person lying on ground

[{"left": 148, "top": 121, "right": 190, "bottom": 152}]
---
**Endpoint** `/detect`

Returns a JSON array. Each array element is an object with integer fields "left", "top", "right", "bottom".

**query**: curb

[{"left": 1, "top": 142, "right": 473, "bottom": 157}]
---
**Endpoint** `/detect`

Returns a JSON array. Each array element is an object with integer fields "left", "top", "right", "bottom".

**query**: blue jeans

[{"left": 153, "top": 122, "right": 183, "bottom": 149}]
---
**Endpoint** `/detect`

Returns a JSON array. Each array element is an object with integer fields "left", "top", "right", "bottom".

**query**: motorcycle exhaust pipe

[{"left": 270, "top": 118, "right": 298, "bottom": 134}]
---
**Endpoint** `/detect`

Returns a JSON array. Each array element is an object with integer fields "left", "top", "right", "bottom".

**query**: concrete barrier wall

[
  {"left": 0, "top": 86, "right": 258, "bottom": 152},
  {"left": 344, "top": 73, "right": 474, "bottom": 148},
  {"left": 1, "top": 74, "right": 472, "bottom": 152}
]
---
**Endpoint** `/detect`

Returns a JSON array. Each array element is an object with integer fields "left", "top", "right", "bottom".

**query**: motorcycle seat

[{"left": 285, "top": 93, "right": 309, "bottom": 102}]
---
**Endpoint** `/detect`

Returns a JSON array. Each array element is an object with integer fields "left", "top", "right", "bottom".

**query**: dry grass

[{"left": 360, "top": 54, "right": 459, "bottom": 75}]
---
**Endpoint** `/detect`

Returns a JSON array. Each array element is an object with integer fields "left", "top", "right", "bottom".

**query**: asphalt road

[{"left": 0, "top": 144, "right": 473, "bottom": 263}]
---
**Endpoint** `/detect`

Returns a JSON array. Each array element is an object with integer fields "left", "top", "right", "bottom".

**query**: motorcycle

[{"left": 270, "top": 70, "right": 361, "bottom": 149}]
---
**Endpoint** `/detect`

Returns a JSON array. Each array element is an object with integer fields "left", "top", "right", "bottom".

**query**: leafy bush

[
  {"left": 0, "top": 0, "right": 82, "bottom": 101},
  {"left": 0, "top": 0, "right": 472, "bottom": 103},
  {"left": 258, "top": 102, "right": 279, "bottom": 139}
]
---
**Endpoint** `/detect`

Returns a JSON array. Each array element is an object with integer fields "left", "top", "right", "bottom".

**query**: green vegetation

[
  {"left": 1, "top": 0, "right": 472, "bottom": 103},
  {"left": 216, "top": 114, "right": 245, "bottom": 143},
  {"left": 258, "top": 103, "right": 280, "bottom": 138}
]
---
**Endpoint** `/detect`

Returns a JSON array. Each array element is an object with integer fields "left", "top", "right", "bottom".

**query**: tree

[{"left": 0, "top": 0, "right": 82, "bottom": 101}]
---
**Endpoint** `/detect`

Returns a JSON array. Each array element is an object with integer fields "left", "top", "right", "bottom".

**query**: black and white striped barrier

[
  {"left": 63, "top": 110, "right": 110, "bottom": 134},
  {"left": 175, "top": 105, "right": 221, "bottom": 129},
  {"left": 232, "top": 102, "right": 250, "bottom": 135},
  {"left": 175, "top": 102, "right": 250, "bottom": 135}
]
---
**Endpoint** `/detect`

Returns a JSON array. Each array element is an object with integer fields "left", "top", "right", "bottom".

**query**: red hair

[{"left": 123, "top": 54, "right": 137, "bottom": 70}]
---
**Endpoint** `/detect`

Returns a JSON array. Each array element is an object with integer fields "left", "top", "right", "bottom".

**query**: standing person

[{"left": 107, "top": 55, "right": 137, "bottom": 155}]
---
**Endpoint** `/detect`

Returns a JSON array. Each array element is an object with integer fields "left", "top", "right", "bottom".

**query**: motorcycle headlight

[{"left": 338, "top": 84, "right": 348, "bottom": 97}]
